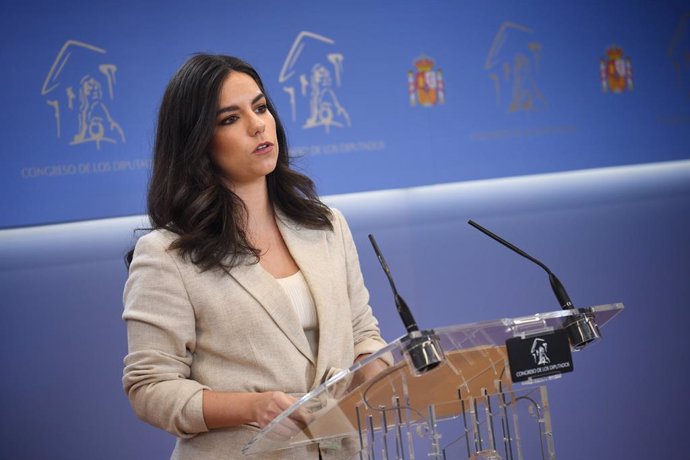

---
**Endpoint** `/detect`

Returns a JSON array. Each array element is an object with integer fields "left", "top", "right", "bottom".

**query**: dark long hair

[{"left": 130, "top": 54, "right": 331, "bottom": 271}]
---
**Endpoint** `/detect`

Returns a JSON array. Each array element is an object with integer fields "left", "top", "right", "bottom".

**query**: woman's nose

[{"left": 249, "top": 113, "right": 266, "bottom": 136}]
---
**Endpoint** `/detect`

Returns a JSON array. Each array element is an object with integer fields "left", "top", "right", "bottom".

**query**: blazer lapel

[
  {"left": 228, "top": 255, "right": 316, "bottom": 365},
  {"left": 276, "top": 212, "right": 337, "bottom": 385}
]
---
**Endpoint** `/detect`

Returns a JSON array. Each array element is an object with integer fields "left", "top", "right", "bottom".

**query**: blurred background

[{"left": 1, "top": 0, "right": 688, "bottom": 458}]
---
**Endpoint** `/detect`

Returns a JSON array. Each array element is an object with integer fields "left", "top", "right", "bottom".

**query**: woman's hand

[
  {"left": 253, "top": 391, "right": 315, "bottom": 441},
  {"left": 252, "top": 391, "right": 298, "bottom": 428},
  {"left": 203, "top": 389, "right": 311, "bottom": 433},
  {"left": 349, "top": 355, "right": 390, "bottom": 390}
]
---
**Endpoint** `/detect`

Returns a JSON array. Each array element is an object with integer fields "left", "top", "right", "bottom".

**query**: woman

[{"left": 122, "top": 54, "right": 389, "bottom": 459}]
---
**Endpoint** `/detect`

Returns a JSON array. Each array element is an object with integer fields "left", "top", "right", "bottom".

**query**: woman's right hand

[
  {"left": 203, "top": 389, "right": 314, "bottom": 434},
  {"left": 253, "top": 391, "right": 315, "bottom": 441},
  {"left": 253, "top": 391, "right": 299, "bottom": 428}
]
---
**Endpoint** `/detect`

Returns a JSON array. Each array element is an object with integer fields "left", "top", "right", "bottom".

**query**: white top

[{"left": 276, "top": 271, "right": 319, "bottom": 356}]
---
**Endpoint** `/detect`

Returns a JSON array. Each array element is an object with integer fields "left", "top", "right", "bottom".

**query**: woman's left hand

[{"left": 349, "top": 355, "right": 389, "bottom": 389}]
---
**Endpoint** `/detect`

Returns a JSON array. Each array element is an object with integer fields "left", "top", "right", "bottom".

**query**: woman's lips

[{"left": 254, "top": 142, "right": 274, "bottom": 154}]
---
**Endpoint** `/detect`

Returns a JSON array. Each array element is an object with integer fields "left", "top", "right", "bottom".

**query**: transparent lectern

[{"left": 243, "top": 303, "right": 623, "bottom": 459}]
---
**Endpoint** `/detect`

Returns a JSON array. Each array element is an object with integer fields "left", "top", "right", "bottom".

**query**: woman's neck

[
  {"left": 231, "top": 178, "right": 292, "bottom": 270},
  {"left": 231, "top": 179, "right": 273, "bottom": 229}
]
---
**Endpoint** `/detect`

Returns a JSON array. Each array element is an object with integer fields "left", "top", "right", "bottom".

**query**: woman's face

[{"left": 210, "top": 71, "right": 279, "bottom": 188}]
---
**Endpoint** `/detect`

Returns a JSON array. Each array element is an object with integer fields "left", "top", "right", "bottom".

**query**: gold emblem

[
  {"left": 279, "top": 31, "right": 350, "bottom": 133},
  {"left": 42, "top": 40, "right": 125, "bottom": 149},
  {"left": 485, "top": 22, "right": 546, "bottom": 112}
]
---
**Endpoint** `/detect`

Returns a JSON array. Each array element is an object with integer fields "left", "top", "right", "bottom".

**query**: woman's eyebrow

[{"left": 216, "top": 93, "right": 266, "bottom": 116}]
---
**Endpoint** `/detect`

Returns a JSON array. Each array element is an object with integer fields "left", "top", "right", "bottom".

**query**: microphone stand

[
  {"left": 468, "top": 220, "right": 601, "bottom": 350},
  {"left": 368, "top": 234, "right": 444, "bottom": 374}
]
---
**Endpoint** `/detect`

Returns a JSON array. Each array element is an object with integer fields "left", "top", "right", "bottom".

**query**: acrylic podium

[{"left": 243, "top": 303, "right": 624, "bottom": 459}]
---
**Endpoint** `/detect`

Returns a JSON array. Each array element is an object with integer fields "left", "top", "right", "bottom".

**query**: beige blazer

[{"left": 122, "top": 208, "right": 387, "bottom": 459}]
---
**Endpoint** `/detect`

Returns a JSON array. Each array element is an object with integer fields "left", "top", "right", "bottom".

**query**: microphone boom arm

[
  {"left": 467, "top": 220, "right": 600, "bottom": 350},
  {"left": 468, "top": 220, "right": 573, "bottom": 310}
]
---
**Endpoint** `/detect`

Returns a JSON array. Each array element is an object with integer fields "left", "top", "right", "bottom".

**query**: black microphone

[
  {"left": 467, "top": 220, "right": 573, "bottom": 310},
  {"left": 467, "top": 220, "right": 600, "bottom": 349},
  {"left": 367, "top": 234, "right": 419, "bottom": 333},
  {"left": 368, "top": 234, "right": 444, "bottom": 373}
]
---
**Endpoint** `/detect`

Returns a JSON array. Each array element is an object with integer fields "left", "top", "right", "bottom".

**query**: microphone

[
  {"left": 467, "top": 220, "right": 573, "bottom": 310},
  {"left": 368, "top": 234, "right": 443, "bottom": 373},
  {"left": 467, "top": 220, "right": 600, "bottom": 350},
  {"left": 367, "top": 234, "right": 418, "bottom": 333}
]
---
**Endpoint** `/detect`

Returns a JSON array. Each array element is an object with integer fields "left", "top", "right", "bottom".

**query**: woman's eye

[
  {"left": 255, "top": 104, "right": 268, "bottom": 114},
  {"left": 219, "top": 115, "right": 238, "bottom": 126}
]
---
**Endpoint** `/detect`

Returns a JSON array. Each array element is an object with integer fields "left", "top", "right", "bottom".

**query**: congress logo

[
  {"left": 600, "top": 46, "right": 633, "bottom": 93},
  {"left": 41, "top": 40, "right": 125, "bottom": 149},
  {"left": 530, "top": 338, "right": 550, "bottom": 366},
  {"left": 407, "top": 56, "right": 445, "bottom": 107},
  {"left": 485, "top": 21, "right": 546, "bottom": 112},
  {"left": 279, "top": 31, "right": 351, "bottom": 133}
]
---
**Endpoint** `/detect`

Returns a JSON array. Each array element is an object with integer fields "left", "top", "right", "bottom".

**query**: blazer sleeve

[
  {"left": 122, "top": 232, "right": 210, "bottom": 438},
  {"left": 332, "top": 209, "right": 389, "bottom": 360}
]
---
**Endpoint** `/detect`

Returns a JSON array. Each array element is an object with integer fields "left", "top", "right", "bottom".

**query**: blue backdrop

[
  {"left": 1, "top": 1, "right": 689, "bottom": 459},
  {"left": 1, "top": 0, "right": 689, "bottom": 228}
]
